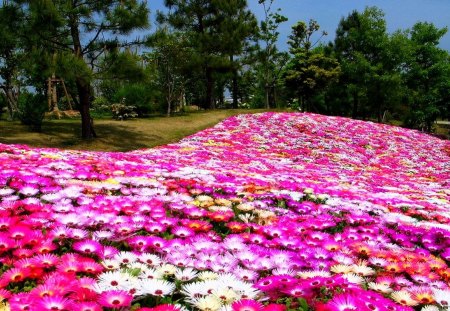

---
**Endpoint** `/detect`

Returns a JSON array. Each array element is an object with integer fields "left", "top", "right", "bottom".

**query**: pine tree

[
  {"left": 162, "top": 0, "right": 257, "bottom": 109},
  {"left": 18, "top": 0, "right": 149, "bottom": 139}
]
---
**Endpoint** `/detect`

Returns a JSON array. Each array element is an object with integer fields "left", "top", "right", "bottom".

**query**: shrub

[
  {"left": 18, "top": 92, "right": 47, "bottom": 132},
  {"left": 111, "top": 103, "right": 138, "bottom": 120},
  {"left": 113, "top": 83, "right": 161, "bottom": 116}
]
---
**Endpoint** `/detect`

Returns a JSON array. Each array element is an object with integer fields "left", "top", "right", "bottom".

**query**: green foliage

[
  {"left": 402, "top": 22, "right": 450, "bottom": 131},
  {"left": 284, "top": 20, "right": 340, "bottom": 112},
  {"left": 17, "top": 93, "right": 47, "bottom": 132},
  {"left": 113, "top": 84, "right": 161, "bottom": 116},
  {"left": 254, "top": 0, "right": 289, "bottom": 108},
  {"left": 162, "top": 0, "right": 257, "bottom": 109}
]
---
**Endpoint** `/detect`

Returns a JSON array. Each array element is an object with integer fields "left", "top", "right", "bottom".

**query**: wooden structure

[
  {"left": 46, "top": 74, "right": 79, "bottom": 119},
  {"left": 47, "top": 74, "right": 74, "bottom": 112}
]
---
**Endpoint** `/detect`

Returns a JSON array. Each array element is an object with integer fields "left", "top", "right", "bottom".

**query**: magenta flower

[
  {"left": 98, "top": 290, "right": 133, "bottom": 308},
  {"left": 232, "top": 299, "right": 265, "bottom": 311}
]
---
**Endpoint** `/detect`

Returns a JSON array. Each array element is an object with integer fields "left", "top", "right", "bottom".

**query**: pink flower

[
  {"left": 98, "top": 290, "right": 133, "bottom": 308},
  {"left": 232, "top": 299, "right": 265, "bottom": 311}
]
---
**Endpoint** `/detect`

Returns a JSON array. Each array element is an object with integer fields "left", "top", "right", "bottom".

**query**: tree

[
  {"left": 403, "top": 22, "right": 450, "bottom": 131},
  {"left": 283, "top": 20, "right": 340, "bottom": 112},
  {"left": 18, "top": 0, "right": 149, "bottom": 139},
  {"left": 256, "top": 0, "right": 288, "bottom": 108},
  {"left": 161, "top": 0, "right": 257, "bottom": 110},
  {"left": 333, "top": 7, "right": 389, "bottom": 120},
  {"left": 0, "top": 3, "right": 23, "bottom": 120},
  {"left": 146, "top": 28, "right": 192, "bottom": 116}
]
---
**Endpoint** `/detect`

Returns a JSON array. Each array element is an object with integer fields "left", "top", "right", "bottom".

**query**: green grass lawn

[{"left": 0, "top": 109, "right": 278, "bottom": 152}]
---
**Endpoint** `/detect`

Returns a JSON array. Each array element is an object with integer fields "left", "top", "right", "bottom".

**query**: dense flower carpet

[{"left": 0, "top": 112, "right": 449, "bottom": 311}]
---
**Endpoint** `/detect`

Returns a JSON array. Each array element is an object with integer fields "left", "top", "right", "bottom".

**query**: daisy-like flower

[
  {"left": 413, "top": 289, "right": 435, "bottom": 305},
  {"left": 157, "top": 264, "right": 177, "bottom": 276},
  {"left": 181, "top": 281, "right": 211, "bottom": 300},
  {"left": 420, "top": 306, "right": 439, "bottom": 311},
  {"left": 192, "top": 296, "right": 222, "bottom": 311},
  {"left": 73, "top": 240, "right": 102, "bottom": 256},
  {"left": 1, "top": 267, "right": 29, "bottom": 283},
  {"left": 352, "top": 263, "right": 375, "bottom": 276},
  {"left": 341, "top": 273, "right": 365, "bottom": 285},
  {"left": 325, "top": 293, "right": 360, "bottom": 310},
  {"left": 330, "top": 264, "right": 353, "bottom": 274},
  {"left": 102, "top": 259, "right": 121, "bottom": 271},
  {"left": 233, "top": 268, "right": 258, "bottom": 282},
  {"left": 98, "top": 290, "right": 133, "bottom": 308},
  {"left": 97, "top": 271, "right": 133, "bottom": 290},
  {"left": 114, "top": 251, "right": 138, "bottom": 265},
  {"left": 139, "top": 279, "right": 176, "bottom": 297},
  {"left": 175, "top": 268, "right": 198, "bottom": 282},
  {"left": 433, "top": 289, "right": 450, "bottom": 307},
  {"left": 19, "top": 186, "right": 39, "bottom": 196},
  {"left": 37, "top": 295, "right": 75, "bottom": 311},
  {"left": 298, "top": 270, "right": 330, "bottom": 278},
  {"left": 368, "top": 282, "right": 393, "bottom": 294},
  {"left": 198, "top": 271, "right": 220, "bottom": 281},
  {"left": 391, "top": 291, "right": 419, "bottom": 306},
  {"left": 140, "top": 267, "right": 164, "bottom": 280},
  {"left": 72, "top": 301, "right": 102, "bottom": 311},
  {"left": 81, "top": 261, "right": 104, "bottom": 275},
  {"left": 0, "top": 289, "right": 11, "bottom": 301},
  {"left": 231, "top": 299, "right": 264, "bottom": 311},
  {"left": 212, "top": 287, "right": 238, "bottom": 305}
]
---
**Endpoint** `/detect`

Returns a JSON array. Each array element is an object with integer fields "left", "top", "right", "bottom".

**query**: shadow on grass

[{"left": 0, "top": 120, "right": 163, "bottom": 152}]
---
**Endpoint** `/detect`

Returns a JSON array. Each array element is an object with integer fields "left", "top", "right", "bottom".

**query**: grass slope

[{"left": 0, "top": 110, "right": 274, "bottom": 151}]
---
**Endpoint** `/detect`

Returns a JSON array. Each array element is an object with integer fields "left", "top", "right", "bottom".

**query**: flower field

[{"left": 0, "top": 112, "right": 449, "bottom": 311}]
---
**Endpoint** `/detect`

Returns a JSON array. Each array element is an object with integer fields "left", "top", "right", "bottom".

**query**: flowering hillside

[{"left": 0, "top": 112, "right": 449, "bottom": 311}]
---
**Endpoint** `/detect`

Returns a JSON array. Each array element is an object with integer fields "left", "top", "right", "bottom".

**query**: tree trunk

[
  {"left": 2, "top": 72, "right": 19, "bottom": 120},
  {"left": 206, "top": 67, "right": 215, "bottom": 109},
  {"left": 352, "top": 91, "right": 358, "bottom": 119},
  {"left": 76, "top": 79, "right": 95, "bottom": 139},
  {"left": 230, "top": 55, "right": 239, "bottom": 109},
  {"left": 265, "top": 84, "right": 270, "bottom": 109},
  {"left": 70, "top": 13, "right": 95, "bottom": 139}
]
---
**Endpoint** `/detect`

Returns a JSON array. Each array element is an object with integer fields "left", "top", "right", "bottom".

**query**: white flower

[
  {"left": 342, "top": 273, "right": 365, "bottom": 285},
  {"left": 368, "top": 282, "right": 393, "bottom": 294},
  {"left": 192, "top": 296, "right": 222, "bottom": 311},
  {"left": 198, "top": 271, "right": 219, "bottom": 281},
  {"left": 140, "top": 268, "right": 164, "bottom": 280},
  {"left": 433, "top": 289, "right": 450, "bottom": 308},
  {"left": 19, "top": 186, "right": 39, "bottom": 196},
  {"left": 114, "top": 251, "right": 138, "bottom": 265},
  {"left": 138, "top": 253, "right": 162, "bottom": 267},
  {"left": 391, "top": 290, "right": 419, "bottom": 306},
  {"left": 138, "top": 279, "right": 175, "bottom": 297},
  {"left": 96, "top": 271, "right": 137, "bottom": 292},
  {"left": 330, "top": 264, "right": 353, "bottom": 274},
  {"left": 157, "top": 264, "right": 177, "bottom": 276},
  {"left": 0, "top": 188, "right": 14, "bottom": 196},
  {"left": 102, "top": 259, "right": 121, "bottom": 271},
  {"left": 175, "top": 268, "right": 198, "bottom": 282},
  {"left": 212, "top": 288, "right": 238, "bottom": 304},
  {"left": 182, "top": 281, "right": 211, "bottom": 301},
  {"left": 298, "top": 270, "right": 330, "bottom": 278}
]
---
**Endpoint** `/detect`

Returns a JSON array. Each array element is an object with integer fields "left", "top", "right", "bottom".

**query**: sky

[{"left": 149, "top": 0, "right": 450, "bottom": 51}]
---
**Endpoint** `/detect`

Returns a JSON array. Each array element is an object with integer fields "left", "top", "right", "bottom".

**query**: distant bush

[
  {"left": 113, "top": 84, "right": 161, "bottom": 116},
  {"left": 18, "top": 93, "right": 47, "bottom": 132},
  {"left": 111, "top": 103, "right": 138, "bottom": 120}
]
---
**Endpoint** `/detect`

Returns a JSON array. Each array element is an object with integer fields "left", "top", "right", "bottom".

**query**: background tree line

[{"left": 0, "top": 1, "right": 449, "bottom": 138}]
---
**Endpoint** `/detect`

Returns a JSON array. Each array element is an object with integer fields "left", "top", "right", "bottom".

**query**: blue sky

[{"left": 149, "top": 0, "right": 450, "bottom": 51}]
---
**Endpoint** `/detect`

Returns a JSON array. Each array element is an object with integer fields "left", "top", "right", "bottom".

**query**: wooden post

[
  {"left": 61, "top": 80, "right": 73, "bottom": 110},
  {"left": 51, "top": 74, "right": 59, "bottom": 111}
]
